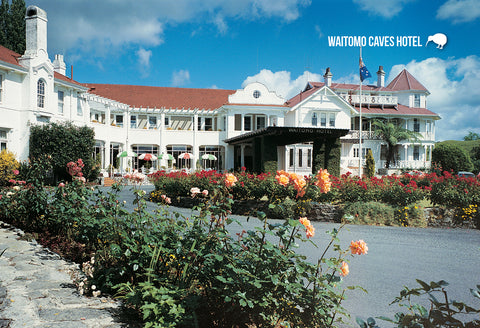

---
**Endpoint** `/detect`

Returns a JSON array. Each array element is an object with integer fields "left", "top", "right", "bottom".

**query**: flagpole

[{"left": 359, "top": 46, "right": 363, "bottom": 178}]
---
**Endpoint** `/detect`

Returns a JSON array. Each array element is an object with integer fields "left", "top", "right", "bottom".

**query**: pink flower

[
  {"left": 190, "top": 187, "right": 201, "bottom": 197},
  {"left": 165, "top": 197, "right": 171, "bottom": 204},
  {"left": 202, "top": 189, "right": 209, "bottom": 196},
  {"left": 58, "top": 182, "right": 65, "bottom": 188},
  {"left": 12, "top": 170, "right": 19, "bottom": 175}
]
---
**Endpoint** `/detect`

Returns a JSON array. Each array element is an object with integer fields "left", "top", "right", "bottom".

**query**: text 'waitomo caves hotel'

[{"left": 0, "top": 6, "right": 440, "bottom": 176}]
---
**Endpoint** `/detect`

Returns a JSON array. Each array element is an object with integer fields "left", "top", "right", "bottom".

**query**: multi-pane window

[
  {"left": 414, "top": 94, "right": 421, "bottom": 107},
  {"left": 37, "top": 79, "right": 45, "bottom": 108},
  {"left": 115, "top": 115, "right": 123, "bottom": 127},
  {"left": 149, "top": 116, "right": 157, "bottom": 129},
  {"left": 0, "top": 130, "right": 7, "bottom": 151},
  {"left": 244, "top": 115, "right": 252, "bottom": 131},
  {"left": 256, "top": 116, "right": 265, "bottom": 129},
  {"left": 329, "top": 113, "right": 335, "bottom": 127},
  {"left": 205, "top": 117, "right": 213, "bottom": 130},
  {"left": 312, "top": 113, "right": 318, "bottom": 126},
  {"left": 164, "top": 116, "right": 170, "bottom": 127},
  {"left": 130, "top": 115, "right": 137, "bottom": 129},
  {"left": 77, "top": 95, "right": 83, "bottom": 116},
  {"left": 413, "top": 146, "right": 420, "bottom": 160},
  {"left": 58, "top": 91, "right": 64, "bottom": 114},
  {"left": 320, "top": 113, "right": 326, "bottom": 127},
  {"left": 413, "top": 118, "right": 420, "bottom": 132}
]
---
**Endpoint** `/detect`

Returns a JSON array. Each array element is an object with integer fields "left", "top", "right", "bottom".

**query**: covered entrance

[{"left": 225, "top": 127, "right": 349, "bottom": 175}]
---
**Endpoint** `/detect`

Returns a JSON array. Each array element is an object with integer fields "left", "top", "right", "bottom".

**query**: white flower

[{"left": 91, "top": 285, "right": 96, "bottom": 290}]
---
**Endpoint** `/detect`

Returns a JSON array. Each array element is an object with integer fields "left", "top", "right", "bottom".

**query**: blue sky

[{"left": 25, "top": 0, "right": 480, "bottom": 141}]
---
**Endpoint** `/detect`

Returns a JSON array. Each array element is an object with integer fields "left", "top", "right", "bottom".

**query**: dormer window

[
  {"left": 37, "top": 79, "right": 45, "bottom": 108},
  {"left": 414, "top": 94, "right": 421, "bottom": 107}
]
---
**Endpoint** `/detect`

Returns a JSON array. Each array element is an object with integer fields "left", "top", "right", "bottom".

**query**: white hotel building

[{"left": 0, "top": 6, "right": 440, "bottom": 176}]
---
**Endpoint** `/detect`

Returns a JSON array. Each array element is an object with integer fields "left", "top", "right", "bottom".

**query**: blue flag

[{"left": 359, "top": 57, "right": 371, "bottom": 82}]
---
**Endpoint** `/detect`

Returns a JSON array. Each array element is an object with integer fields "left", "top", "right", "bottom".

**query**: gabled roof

[
  {"left": 352, "top": 104, "right": 440, "bottom": 119},
  {"left": 85, "top": 84, "right": 236, "bottom": 110},
  {"left": 387, "top": 69, "right": 429, "bottom": 93}
]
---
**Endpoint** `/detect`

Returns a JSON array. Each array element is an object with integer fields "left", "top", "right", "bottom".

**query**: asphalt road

[{"left": 112, "top": 185, "right": 480, "bottom": 327}]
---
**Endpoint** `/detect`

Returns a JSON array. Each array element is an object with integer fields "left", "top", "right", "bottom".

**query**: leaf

[
  {"left": 355, "top": 317, "right": 367, "bottom": 328},
  {"left": 416, "top": 279, "right": 431, "bottom": 291}
]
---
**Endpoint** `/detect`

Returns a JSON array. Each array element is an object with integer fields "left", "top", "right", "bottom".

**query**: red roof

[
  {"left": 387, "top": 69, "right": 429, "bottom": 92},
  {"left": 54, "top": 71, "right": 84, "bottom": 87},
  {"left": 0, "top": 45, "right": 22, "bottom": 67},
  {"left": 353, "top": 104, "right": 439, "bottom": 118},
  {"left": 85, "top": 84, "right": 236, "bottom": 110}
]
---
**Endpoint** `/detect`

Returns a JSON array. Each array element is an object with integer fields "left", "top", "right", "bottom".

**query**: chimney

[
  {"left": 377, "top": 65, "right": 385, "bottom": 88},
  {"left": 323, "top": 67, "right": 332, "bottom": 87},
  {"left": 53, "top": 54, "right": 66, "bottom": 75},
  {"left": 24, "top": 6, "right": 48, "bottom": 57}
]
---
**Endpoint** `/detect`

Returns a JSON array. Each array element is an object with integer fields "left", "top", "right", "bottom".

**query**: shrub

[
  {"left": 0, "top": 149, "right": 20, "bottom": 186},
  {"left": 365, "top": 149, "right": 375, "bottom": 178},
  {"left": 344, "top": 201, "right": 396, "bottom": 226},
  {"left": 395, "top": 204, "right": 427, "bottom": 228},
  {"left": 432, "top": 143, "right": 474, "bottom": 173}
]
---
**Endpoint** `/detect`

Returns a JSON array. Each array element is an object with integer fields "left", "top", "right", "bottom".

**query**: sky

[{"left": 24, "top": 0, "right": 480, "bottom": 141}]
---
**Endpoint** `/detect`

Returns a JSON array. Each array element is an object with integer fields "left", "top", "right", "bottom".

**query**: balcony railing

[
  {"left": 340, "top": 94, "right": 398, "bottom": 105},
  {"left": 342, "top": 130, "right": 382, "bottom": 140}
]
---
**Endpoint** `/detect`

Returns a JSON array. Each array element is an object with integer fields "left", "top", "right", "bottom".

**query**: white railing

[
  {"left": 342, "top": 130, "right": 382, "bottom": 140},
  {"left": 341, "top": 159, "right": 431, "bottom": 170},
  {"left": 340, "top": 94, "right": 398, "bottom": 105}
]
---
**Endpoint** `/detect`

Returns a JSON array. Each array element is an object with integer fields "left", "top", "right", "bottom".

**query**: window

[
  {"left": 205, "top": 117, "right": 213, "bottom": 131},
  {"left": 0, "top": 74, "right": 3, "bottom": 103},
  {"left": 413, "top": 146, "right": 420, "bottom": 160},
  {"left": 289, "top": 148, "right": 294, "bottom": 166},
  {"left": 298, "top": 149, "right": 303, "bottom": 167},
  {"left": 253, "top": 90, "right": 261, "bottom": 99},
  {"left": 414, "top": 94, "right": 421, "bottom": 107},
  {"left": 58, "top": 91, "right": 64, "bottom": 114},
  {"left": 164, "top": 116, "right": 170, "bottom": 127},
  {"left": 312, "top": 113, "right": 318, "bottom": 126},
  {"left": 197, "top": 117, "right": 202, "bottom": 130},
  {"left": 329, "top": 113, "right": 335, "bottom": 127},
  {"left": 149, "top": 116, "right": 157, "bottom": 129},
  {"left": 0, "top": 130, "right": 7, "bottom": 151},
  {"left": 320, "top": 113, "right": 326, "bottom": 127},
  {"left": 307, "top": 149, "right": 312, "bottom": 167},
  {"left": 234, "top": 114, "right": 242, "bottom": 131},
  {"left": 77, "top": 95, "right": 83, "bottom": 116},
  {"left": 37, "top": 79, "right": 45, "bottom": 108},
  {"left": 115, "top": 115, "right": 123, "bottom": 127},
  {"left": 244, "top": 115, "right": 252, "bottom": 131},
  {"left": 256, "top": 116, "right": 266, "bottom": 130},
  {"left": 413, "top": 118, "right": 420, "bottom": 132},
  {"left": 130, "top": 115, "right": 137, "bottom": 129}
]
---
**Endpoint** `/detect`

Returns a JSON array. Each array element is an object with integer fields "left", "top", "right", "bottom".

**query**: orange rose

[
  {"left": 315, "top": 168, "right": 331, "bottom": 194},
  {"left": 350, "top": 240, "right": 368, "bottom": 255},
  {"left": 306, "top": 224, "right": 315, "bottom": 238},
  {"left": 275, "top": 174, "right": 290, "bottom": 186},
  {"left": 224, "top": 173, "right": 238, "bottom": 188},
  {"left": 299, "top": 217, "right": 310, "bottom": 226},
  {"left": 339, "top": 261, "right": 349, "bottom": 277}
]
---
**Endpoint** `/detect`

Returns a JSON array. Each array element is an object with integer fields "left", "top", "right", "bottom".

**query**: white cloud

[
  {"left": 353, "top": 0, "right": 415, "bottom": 18},
  {"left": 387, "top": 56, "right": 480, "bottom": 140},
  {"left": 172, "top": 69, "right": 191, "bottom": 87},
  {"left": 137, "top": 48, "right": 152, "bottom": 68},
  {"left": 242, "top": 69, "right": 322, "bottom": 99},
  {"left": 437, "top": 0, "right": 480, "bottom": 23},
  {"left": 315, "top": 25, "right": 323, "bottom": 38},
  {"left": 26, "top": 0, "right": 310, "bottom": 58}
]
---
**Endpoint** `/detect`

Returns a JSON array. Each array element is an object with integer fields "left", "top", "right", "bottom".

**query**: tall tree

[
  {"left": 372, "top": 119, "right": 422, "bottom": 169},
  {"left": 0, "top": 0, "right": 25, "bottom": 54},
  {"left": 464, "top": 131, "right": 480, "bottom": 141}
]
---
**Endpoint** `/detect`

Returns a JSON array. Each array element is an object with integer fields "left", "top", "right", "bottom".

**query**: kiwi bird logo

[{"left": 426, "top": 33, "right": 447, "bottom": 49}]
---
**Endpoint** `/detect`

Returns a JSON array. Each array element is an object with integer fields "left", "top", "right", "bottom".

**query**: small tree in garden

[
  {"left": 365, "top": 149, "right": 375, "bottom": 178},
  {"left": 432, "top": 142, "right": 474, "bottom": 173},
  {"left": 29, "top": 122, "right": 96, "bottom": 183},
  {"left": 372, "top": 120, "right": 421, "bottom": 169}
]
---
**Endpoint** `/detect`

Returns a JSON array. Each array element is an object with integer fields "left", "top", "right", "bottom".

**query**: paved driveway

[{"left": 113, "top": 186, "right": 480, "bottom": 327}]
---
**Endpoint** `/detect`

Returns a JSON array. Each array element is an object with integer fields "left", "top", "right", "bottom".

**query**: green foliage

[
  {"left": 0, "top": 0, "right": 25, "bottom": 54},
  {"left": 344, "top": 201, "right": 396, "bottom": 226},
  {"left": 432, "top": 143, "right": 474, "bottom": 173},
  {"left": 0, "top": 149, "right": 20, "bottom": 186},
  {"left": 372, "top": 120, "right": 422, "bottom": 169},
  {"left": 365, "top": 149, "right": 375, "bottom": 178},
  {"left": 357, "top": 280, "right": 480, "bottom": 327},
  {"left": 395, "top": 204, "right": 427, "bottom": 228},
  {"left": 29, "top": 122, "right": 96, "bottom": 183},
  {"left": 464, "top": 131, "right": 480, "bottom": 141}
]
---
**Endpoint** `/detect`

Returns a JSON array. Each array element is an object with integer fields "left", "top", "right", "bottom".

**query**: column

[
  {"left": 240, "top": 145, "right": 245, "bottom": 168},
  {"left": 404, "top": 145, "right": 408, "bottom": 168},
  {"left": 241, "top": 114, "right": 244, "bottom": 132},
  {"left": 193, "top": 113, "right": 198, "bottom": 171}
]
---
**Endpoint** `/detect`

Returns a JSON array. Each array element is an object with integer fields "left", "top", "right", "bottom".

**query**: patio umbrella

[
  {"left": 178, "top": 153, "right": 194, "bottom": 159},
  {"left": 201, "top": 154, "right": 217, "bottom": 161},
  {"left": 138, "top": 153, "right": 158, "bottom": 161},
  {"left": 158, "top": 153, "right": 175, "bottom": 161},
  {"left": 117, "top": 150, "right": 137, "bottom": 158}
]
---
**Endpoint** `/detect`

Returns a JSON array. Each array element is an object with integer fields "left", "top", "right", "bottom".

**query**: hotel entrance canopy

[{"left": 225, "top": 126, "right": 350, "bottom": 174}]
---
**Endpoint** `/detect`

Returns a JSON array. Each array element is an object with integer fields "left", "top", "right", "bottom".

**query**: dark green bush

[
  {"left": 344, "top": 201, "right": 395, "bottom": 226},
  {"left": 432, "top": 143, "right": 474, "bottom": 173}
]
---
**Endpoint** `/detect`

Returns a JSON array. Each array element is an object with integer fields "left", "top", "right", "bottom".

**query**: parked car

[{"left": 457, "top": 171, "right": 476, "bottom": 178}]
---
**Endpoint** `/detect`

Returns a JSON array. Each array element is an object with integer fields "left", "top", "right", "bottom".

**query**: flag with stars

[{"left": 359, "top": 57, "right": 372, "bottom": 82}]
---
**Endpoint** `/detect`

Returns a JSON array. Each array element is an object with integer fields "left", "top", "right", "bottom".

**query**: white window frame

[
  {"left": 37, "top": 79, "right": 46, "bottom": 108},
  {"left": 58, "top": 90, "right": 64, "bottom": 114},
  {"left": 414, "top": 94, "right": 421, "bottom": 107},
  {"left": 130, "top": 115, "right": 137, "bottom": 129},
  {"left": 320, "top": 113, "right": 327, "bottom": 127},
  {"left": 77, "top": 94, "right": 83, "bottom": 116},
  {"left": 244, "top": 115, "right": 252, "bottom": 131},
  {"left": 256, "top": 116, "right": 266, "bottom": 130},
  {"left": 329, "top": 113, "right": 335, "bottom": 127},
  {"left": 312, "top": 112, "right": 318, "bottom": 126},
  {"left": 204, "top": 117, "right": 213, "bottom": 131},
  {"left": 0, "top": 129, "right": 7, "bottom": 151},
  {"left": 148, "top": 116, "right": 157, "bottom": 129},
  {"left": 115, "top": 114, "right": 124, "bottom": 127},
  {"left": 164, "top": 116, "right": 170, "bottom": 128}
]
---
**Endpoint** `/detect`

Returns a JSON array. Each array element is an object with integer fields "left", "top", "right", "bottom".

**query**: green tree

[
  {"left": 29, "top": 122, "right": 96, "bottom": 183},
  {"left": 372, "top": 120, "right": 422, "bottom": 169},
  {"left": 365, "top": 148, "right": 375, "bottom": 178},
  {"left": 432, "top": 143, "right": 474, "bottom": 173},
  {"left": 0, "top": 0, "right": 25, "bottom": 54},
  {"left": 464, "top": 131, "right": 480, "bottom": 141}
]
